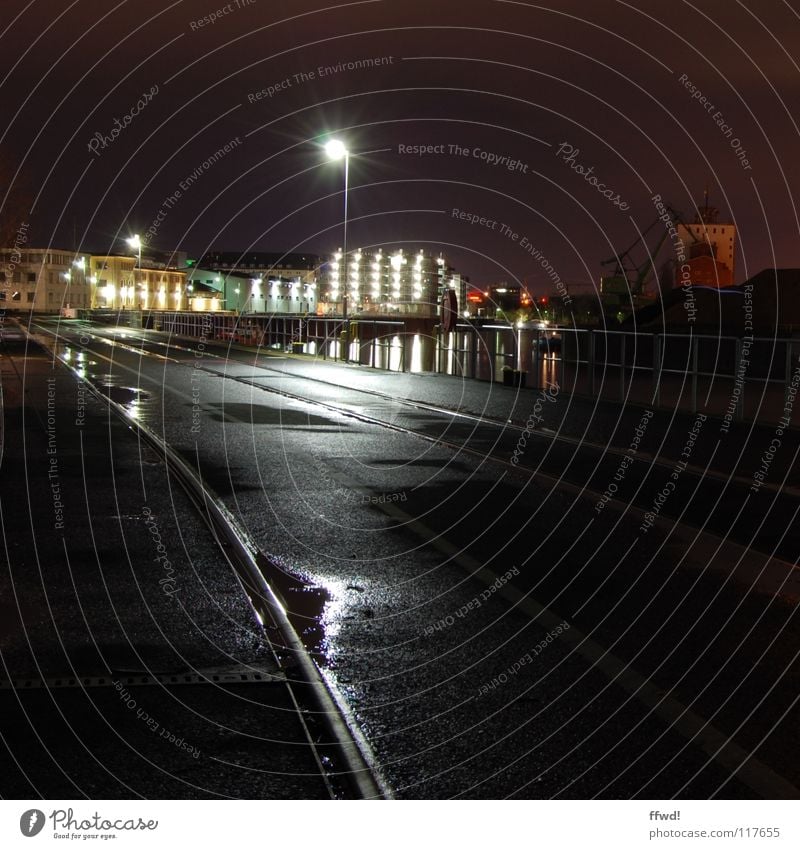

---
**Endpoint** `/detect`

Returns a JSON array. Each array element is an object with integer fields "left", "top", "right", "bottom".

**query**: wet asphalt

[
  {"left": 2, "top": 317, "right": 799, "bottom": 799},
  {"left": 0, "top": 332, "right": 330, "bottom": 799}
]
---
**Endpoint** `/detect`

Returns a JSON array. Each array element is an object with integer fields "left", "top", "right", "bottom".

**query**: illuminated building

[
  {"left": 89, "top": 253, "right": 187, "bottom": 311},
  {"left": 675, "top": 195, "right": 736, "bottom": 288},
  {"left": 0, "top": 248, "right": 91, "bottom": 313},
  {"left": 320, "top": 248, "right": 466, "bottom": 318}
]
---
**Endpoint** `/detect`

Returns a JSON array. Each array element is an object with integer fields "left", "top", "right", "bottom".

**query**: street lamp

[
  {"left": 127, "top": 235, "right": 142, "bottom": 311},
  {"left": 127, "top": 234, "right": 142, "bottom": 267},
  {"left": 325, "top": 138, "right": 349, "bottom": 360},
  {"left": 70, "top": 257, "right": 86, "bottom": 312}
]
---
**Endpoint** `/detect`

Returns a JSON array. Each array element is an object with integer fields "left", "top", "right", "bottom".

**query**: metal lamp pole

[
  {"left": 325, "top": 139, "right": 349, "bottom": 361},
  {"left": 127, "top": 234, "right": 141, "bottom": 310}
]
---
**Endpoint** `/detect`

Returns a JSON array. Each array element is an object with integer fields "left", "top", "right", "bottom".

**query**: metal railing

[{"left": 149, "top": 311, "right": 800, "bottom": 427}]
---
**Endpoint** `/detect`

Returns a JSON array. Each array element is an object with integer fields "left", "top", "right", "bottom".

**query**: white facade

[
  {"left": 676, "top": 219, "right": 736, "bottom": 277},
  {"left": 321, "top": 248, "right": 463, "bottom": 318},
  {"left": 90, "top": 254, "right": 187, "bottom": 311},
  {"left": 0, "top": 248, "right": 92, "bottom": 313},
  {"left": 186, "top": 267, "right": 317, "bottom": 314}
]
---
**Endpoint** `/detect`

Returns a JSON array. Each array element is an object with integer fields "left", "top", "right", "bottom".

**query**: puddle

[
  {"left": 59, "top": 347, "right": 150, "bottom": 421},
  {"left": 89, "top": 374, "right": 152, "bottom": 423},
  {"left": 254, "top": 552, "right": 338, "bottom": 665}
]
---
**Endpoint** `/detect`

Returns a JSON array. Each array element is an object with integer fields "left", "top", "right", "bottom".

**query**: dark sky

[{"left": 2, "top": 0, "right": 799, "bottom": 295}]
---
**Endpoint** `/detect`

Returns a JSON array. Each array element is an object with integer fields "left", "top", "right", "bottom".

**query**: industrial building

[
  {"left": 0, "top": 248, "right": 92, "bottom": 312},
  {"left": 319, "top": 248, "right": 467, "bottom": 319},
  {"left": 186, "top": 251, "right": 323, "bottom": 314},
  {"left": 87, "top": 253, "right": 188, "bottom": 311},
  {"left": 674, "top": 196, "right": 736, "bottom": 288},
  {"left": 1, "top": 242, "right": 468, "bottom": 322},
  {"left": 0, "top": 246, "right": 189, "bottom": 314}
]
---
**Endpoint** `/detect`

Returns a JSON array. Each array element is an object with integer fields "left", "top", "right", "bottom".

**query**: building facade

[
  {"left": 320, "top": 248, "right": 466, "bottom": 319},
  {"left": 89, "top": 254, "right": 187, "bottom": 311},
  {"left": 186, "top": 267, "right": 317, "bottom": 314},
  {"left": 675, "top": 200, "right": 736, "bottom": 288},
  {"left": 189, "top": 251, "right": 322, "bottom": 314},
  {"left": 0, "top": 248, "right": 91, "bottom": 312},
  {"left": 196, "top": 251, "right": 321, "bottom": 283}
]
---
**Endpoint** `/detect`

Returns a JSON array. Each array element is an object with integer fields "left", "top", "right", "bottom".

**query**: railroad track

[
  {"left": 5, "top": 324, "right": 391, "bottom": 800},
  {"left": 33, "top": 319, "right": 800, "bottom": 571},
  {"left": 25, "top": 319, "right": 800, "bottom": 799}
]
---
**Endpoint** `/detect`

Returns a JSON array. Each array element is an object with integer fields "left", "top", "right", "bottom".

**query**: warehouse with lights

[{"left": 319, "top": 247, "right": 467, "bottom": 319}]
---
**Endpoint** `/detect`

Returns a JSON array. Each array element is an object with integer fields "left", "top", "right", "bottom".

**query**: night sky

[{"left": 3, "top": 0, "right": 799, "bottom": 295}]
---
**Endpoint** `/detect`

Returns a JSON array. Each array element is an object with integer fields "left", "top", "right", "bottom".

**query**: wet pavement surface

[
  {"left": 0, "top": 331, "right": 330, "bottom": 799},
  {"left": 3, "top": 317, "right": 799, "bottom": 799}
]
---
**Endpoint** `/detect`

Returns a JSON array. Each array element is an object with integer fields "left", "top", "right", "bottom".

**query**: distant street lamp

[
  {"left": 127, "top": 234, "right": 142, "bottom": 268},
  {"left": 70, "top": 256, "right": 86, "bottom": 311},
  {"left": 127, "top": 235, "right": 142, "bottom": 310},
  {"left": 325, "top": 138, "right": 349, "bottom": 360}
]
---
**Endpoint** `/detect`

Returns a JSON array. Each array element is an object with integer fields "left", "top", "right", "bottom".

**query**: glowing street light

[
  {"left": 126, "top": 235, "right": 142, "bottom": 310},
  {"left": 127, "top": 234, "right": 142, "bottom": 269},
  {"left": 325, "top": 138, "right": 349, "bottom": 360},
  {"left": 324, "top": 138, "right": 347, "bottom": 160}
]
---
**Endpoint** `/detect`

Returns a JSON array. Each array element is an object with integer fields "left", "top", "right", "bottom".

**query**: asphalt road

[
  {"left": 5, "top": 317, "right": 800, "bottom": 799},
  {"left": 0, "top": 330, "right": 332, "bottom": 799}
]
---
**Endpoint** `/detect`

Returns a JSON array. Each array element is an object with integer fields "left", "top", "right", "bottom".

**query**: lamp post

[
  {"left": 325, "top": 138, "right": 349, "bottom": 360},
  {"left": 67, "top": 256, "right": 82, "bottom": 312},
  {"left": 127, "top": 235, "right": 141, "bottom": 311}
]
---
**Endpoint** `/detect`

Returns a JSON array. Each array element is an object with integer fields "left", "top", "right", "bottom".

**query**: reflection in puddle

[
  {"left": 60, "top": 346, "right": 99, "bottom": 382},
  {"left": 91, "top": 378, "right": 151, "bottom": 423},
  {"left": 60, "top": 347, "right": 151, "bottom": 424},
  {"left": 255, "top": 553, "right": 345, "bottom": 667}
]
